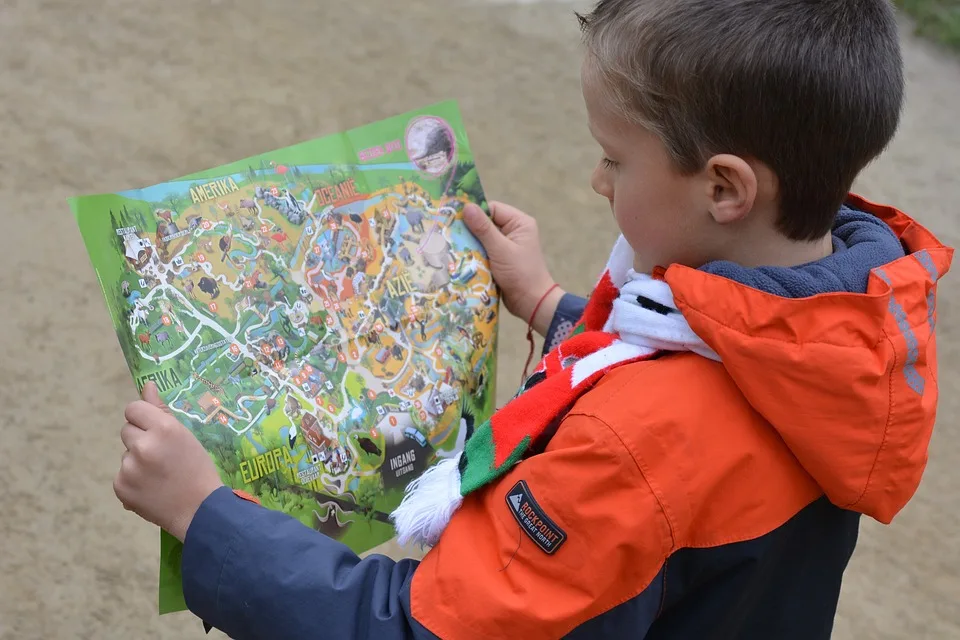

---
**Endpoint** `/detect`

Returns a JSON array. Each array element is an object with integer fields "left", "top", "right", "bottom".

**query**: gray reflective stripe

[
  {"left": 875, "top": 268, "right": 924, "bottom": 395},
  {"left": 914, "top": 250, "right": 939, "bottom": 332}
]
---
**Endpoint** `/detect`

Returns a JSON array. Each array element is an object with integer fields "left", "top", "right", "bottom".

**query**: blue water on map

[
  {"left": 245, "top": 430, "right": 267, "bottom": 455},
  {"left": 230, "top": 241, "right": 259, "bottom": 262},
  {"left": 448, "top": 219, "right": 483, "bottom": 254}
]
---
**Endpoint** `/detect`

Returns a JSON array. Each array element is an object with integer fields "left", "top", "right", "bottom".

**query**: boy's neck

[{"left": 714, "top": 226, "right": 834, "bottom": 269}]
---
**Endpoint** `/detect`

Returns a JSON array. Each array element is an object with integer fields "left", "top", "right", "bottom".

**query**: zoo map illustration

[{"left": 70, "top": 102, "right": 498, "bottom": 613}]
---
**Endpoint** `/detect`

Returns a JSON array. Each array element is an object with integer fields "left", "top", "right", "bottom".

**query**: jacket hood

[{"left": 666, "top": 194, "right": 953, "bottom": 524}]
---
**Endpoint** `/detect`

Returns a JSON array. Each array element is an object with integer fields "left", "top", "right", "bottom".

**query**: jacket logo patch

[{"left": 505, "top": 480, "right": 567, "bottom": 554}]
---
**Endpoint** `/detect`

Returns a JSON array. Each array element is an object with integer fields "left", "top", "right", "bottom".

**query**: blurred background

[{"left": 1, "top": 0, "right": 958, "bottom": 638}]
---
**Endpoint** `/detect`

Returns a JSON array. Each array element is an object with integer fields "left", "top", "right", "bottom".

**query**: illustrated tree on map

[{"left": 163, "top": 194, "right": 186, "bottom": 215}]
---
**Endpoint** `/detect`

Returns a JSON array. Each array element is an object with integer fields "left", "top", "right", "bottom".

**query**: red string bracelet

[{"left": 521, "top": 283, "right": 561, "bottom": 384}]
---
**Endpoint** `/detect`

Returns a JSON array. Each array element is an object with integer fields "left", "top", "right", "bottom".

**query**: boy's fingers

[
  {"left": 120, "top": 423, "right": 145, "bottom": 450},
  {"left": 124, "top": 399, "right": 167, "bottom": 429},
  {"left": 141, "top": 381, "right": 175, "bottom": 416},
  {"left": 487, "top": 201, "right": 529, "bottom": 229},
  {"left": 464, "top": 203, "right": 507, "bottom": 252}
]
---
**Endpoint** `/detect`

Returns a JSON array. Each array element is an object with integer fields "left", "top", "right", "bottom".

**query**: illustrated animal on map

[
  {"left": 239, "top": 198, "right": 258, "bottom": 215},
  {"left": 217, "top": 201, "right": 235, "bottom": 217},
  {"left": 121, "top": 281, "right": 130, "bottom": 296},
  {"left": 186, "top": 215, "right": 203, "bottom": 230},
  {"left": 256, "top": 186, "right": 306, "bottom": 224},
  {"left": 184, "top": 280, "right": 196, "bottom": 298},
  {"left": 219, "top": 233, "right": 232, "bottom": 262},
  {"left": 404, "top": 207, "right": 425, "bottom": 233},
  {"left": 472, "top": 331, "right": 486, "bottom": 350},
  {"left": 356, "top": 437, "right": 382, "bottom": 458},
  {"left": 200, "top": 238, "right": 214, "bottom": 253},
  {"left": 287, "top": 423, "right": 298, "bottom": 449},
  {"left": 265, "top": 397, "right": 277, "bottom": 414},
  {"left": 197, "top": 276, "right": 220, "bottom": 299},
  {"left": 239, "top": 214, "right": 256, "bottom": 231},
  {"left": 271, "top": 231, "right": 289, "bottom": 250},
  {"left": 155, "top": 331, "right": 170, "bottom": 345},
  {"left": 155, "top": 209, "right": 173, "bottom": 223},
  {"left": 398, "top": 246, "right": 414, "bottom": 266},
  {"left": 128, "top": 303, "right": 151, "bottom": 328},
  {"left": 138, "top": 332, "right": 151, "bottom": 346}
]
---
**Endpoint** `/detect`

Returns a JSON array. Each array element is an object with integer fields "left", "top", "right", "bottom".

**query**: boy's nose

[{"left": 591, "top": 163, "right": 613, "bottom": 201}]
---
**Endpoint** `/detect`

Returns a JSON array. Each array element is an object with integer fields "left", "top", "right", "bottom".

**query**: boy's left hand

[{"left": 114, "top": 382, "right": 224, "bottom": 542}]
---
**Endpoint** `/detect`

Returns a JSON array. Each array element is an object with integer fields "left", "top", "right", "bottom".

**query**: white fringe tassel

[{"left": 391, "top": 453, "right": 464, "bottom": 548}]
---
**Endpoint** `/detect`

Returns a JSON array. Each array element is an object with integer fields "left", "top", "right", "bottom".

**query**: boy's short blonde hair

[{"left": 578, "top": 0, "right": 903, "bottom": 240}]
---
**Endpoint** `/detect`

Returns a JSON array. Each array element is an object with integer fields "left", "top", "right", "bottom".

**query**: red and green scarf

[{"left": 391, "top": 236, "right": 720, "bottom": 547}]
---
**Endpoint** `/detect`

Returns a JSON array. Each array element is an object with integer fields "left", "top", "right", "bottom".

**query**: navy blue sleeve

[
  {"left": 542, "top": 293, "right": 587, "bottom": 356},
  {"left": 182, "top": 486, "right": 438, "bottom": 640}
]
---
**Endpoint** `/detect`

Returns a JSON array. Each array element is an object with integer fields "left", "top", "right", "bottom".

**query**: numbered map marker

[
  {"left": 229, "top": 344, "right": 241, "bottom": 355},
  {"left": 218, "top": 414, "right": 228, "bottom": 425},
  {"left": 201, "top": 220, "right": 212, "bottom": 230},
  {"left": 389, "top": 416, "right": 398, "bottom": 427},
  {"left": 161, "top": 315, "right": 172, "bottom": 326},
  {"left": 208, "top": 302, "right": 218, "bottom": 313}
]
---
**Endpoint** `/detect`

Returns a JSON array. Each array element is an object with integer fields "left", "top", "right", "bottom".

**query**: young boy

[{"left": 114, "top": 1, "right": 952, "bottom": 638}]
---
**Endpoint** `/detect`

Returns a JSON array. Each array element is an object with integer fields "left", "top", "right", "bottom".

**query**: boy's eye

[{"left": 601, "top": 157, "right": 619, "bottom": 170}]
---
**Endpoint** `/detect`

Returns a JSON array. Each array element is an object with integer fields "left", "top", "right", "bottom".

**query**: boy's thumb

[
  {"left": 463, "top": 203, "right": 504, "bottom": 250},
  {"left": 141, "top": 382, "right": 174, "bottom": 415}
]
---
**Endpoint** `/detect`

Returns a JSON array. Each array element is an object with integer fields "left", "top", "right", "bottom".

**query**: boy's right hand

[{"left": 464, "top": 201, "right": 565, "bottom": 335}]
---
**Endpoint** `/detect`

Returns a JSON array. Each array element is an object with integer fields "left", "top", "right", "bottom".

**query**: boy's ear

[{"left": 704, "top": 154, "right": 757, "bottom": 225}]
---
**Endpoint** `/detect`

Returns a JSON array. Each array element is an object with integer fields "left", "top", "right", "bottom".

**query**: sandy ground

[{"left": 0, "top": 0, "right": 958, "bottom": 638}]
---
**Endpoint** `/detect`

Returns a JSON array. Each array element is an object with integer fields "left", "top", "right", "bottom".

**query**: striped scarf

[{"left": 391, "top": 236, "right": 720, "bottom": 548}]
